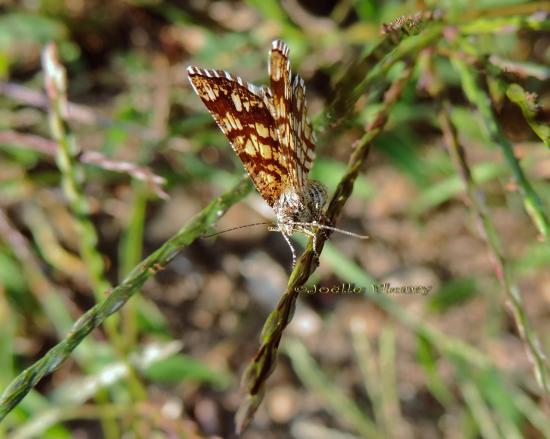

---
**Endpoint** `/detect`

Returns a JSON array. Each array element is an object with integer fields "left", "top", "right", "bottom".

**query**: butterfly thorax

[{"left": 274, "top": 179, "right": 327, "bottom": 236}]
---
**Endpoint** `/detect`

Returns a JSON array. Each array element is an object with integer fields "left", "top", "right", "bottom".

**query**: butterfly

[{"left": 187, "top": 40, "right": 328, "bottom": 265}]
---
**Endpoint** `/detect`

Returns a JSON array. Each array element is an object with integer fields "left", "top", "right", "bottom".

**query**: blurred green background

[{"left": 0, "top": 0, "right": 549, "bottom": 438}]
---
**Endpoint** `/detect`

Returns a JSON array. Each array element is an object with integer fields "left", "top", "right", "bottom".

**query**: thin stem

[
  {"left": 0, "top": 131, "right": 167, "bottom": 197},
  {"left": 0, "top": 176, "right": 253, "bottom": 422},
  {"left": 506, "top": 84, "right": 550, "bottom": 148},
  {"left": 438, "top": 102, "right": 550, "bottom": 396},
  {"left": 452, "top": 57, "right": 550, "bottom": 240},
  {"left": 41, "top": 44, "right": 118, "bottom": 340},
  {"left": 235, "top": 62, "right": 415, "bottom": 433}
]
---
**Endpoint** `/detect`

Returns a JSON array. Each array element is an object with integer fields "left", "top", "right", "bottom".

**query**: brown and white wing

[
  {"left": 187, "top": 66, "right": 286, "bottom": 207},
  {"left": 269, "top": 39, "right": 317, "bottom": 191},
  {"left": 268, "top": 39, "right": 302, "bottom": 192},
  {"left": 290, "top": 73, "right": 317, "bottom": 188}
]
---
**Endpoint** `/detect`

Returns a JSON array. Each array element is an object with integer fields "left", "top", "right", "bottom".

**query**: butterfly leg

[
  {"left": 281, "top": 232, "right": 297, "bottom": 267},
  {"left": 317, "top": 213, "right": 333, "bottom": 241},
  {"left": 268, "top": 225, "right": 297, "bottom": 267},
  {"left": 301, "top": 228, "right": 319, "bottom": 260},
  {"left": 313, "top": 231, "right": 319, "bottom": 259}
]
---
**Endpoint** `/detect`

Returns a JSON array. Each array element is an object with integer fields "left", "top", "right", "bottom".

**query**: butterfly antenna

[
  {"left": 202, "top": 222, "right": 273, "bottom": 238},
  {"left": 287, "top": 221, "right": 369, "bottom": 239}
]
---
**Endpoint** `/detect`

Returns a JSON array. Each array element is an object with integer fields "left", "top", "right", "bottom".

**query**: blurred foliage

[{"left": 1, "top": 0, "right": 550, "bottom": 438}]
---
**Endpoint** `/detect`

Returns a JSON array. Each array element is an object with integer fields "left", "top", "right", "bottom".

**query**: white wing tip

[
  {"left": 187, "top": 66, "right": 224, "bottom": 78},
  {"left": 271, "top": 39, "right": 289, "bottom": 56}
]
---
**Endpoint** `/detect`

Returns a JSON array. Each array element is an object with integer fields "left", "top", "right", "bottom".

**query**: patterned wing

[
  {"left": 290, "top": 73, "right": 317, "bottom": 188},
  {"left": 268, "top": 40, "right": 302, "bottom": 191},
  {"left": 187, "top": 66, "right": 287, "bottom": 206},
  {"left": 269, "top": 39, "right": 317, "bottom": 190}
]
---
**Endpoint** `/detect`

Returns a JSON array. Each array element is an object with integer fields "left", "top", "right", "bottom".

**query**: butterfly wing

[
  {"left": 187, "top": 66, "right": 287, "bottom": 207},
  {"left": 290, "top": 73, "right": 317, "bottom": 188},
  {"left": 268, "top": 40, "right": 302, "bottom": 192},
  {"left": 269, "top": 40, "right": 317, "bottom": 191}
]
